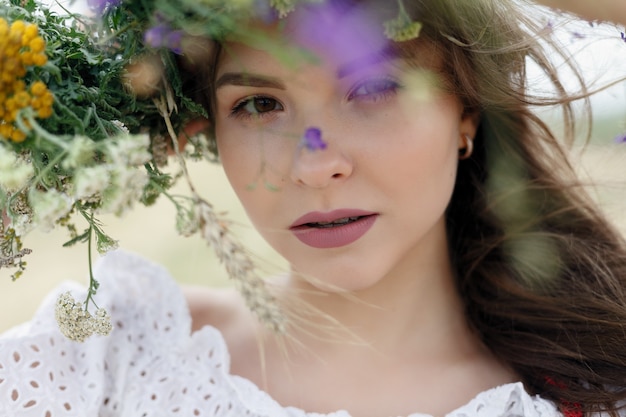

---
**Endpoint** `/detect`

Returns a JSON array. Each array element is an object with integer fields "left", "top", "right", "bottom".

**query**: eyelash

[
  {"left": 228, "top": 77, "right": 401, "bottom": 120},
  {"left": 347, "top": 77, "right": 401, "bottom": 103},
  {"left": 229, "top": 95, "right": 284, "bottom": 120}
]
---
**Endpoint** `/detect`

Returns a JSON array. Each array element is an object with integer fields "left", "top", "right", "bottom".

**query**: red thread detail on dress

[
  {"left": 545, "top": 376, "right": 583, "bottom": 417},
  {"left": 561, "top": 401, "right": 583, "bottom": 417}
]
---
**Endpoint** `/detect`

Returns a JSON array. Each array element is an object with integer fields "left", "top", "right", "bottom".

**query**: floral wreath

[{"left": 1, "top": 0, "right": 624, "bottom": 342}]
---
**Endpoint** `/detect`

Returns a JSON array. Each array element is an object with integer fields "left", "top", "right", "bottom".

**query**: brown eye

[
  {"left": 231, "top": 95, "right": 284, "bottom": 118},
  {"left": 252, "top": 97, "right": 279, "bottom": 113}
]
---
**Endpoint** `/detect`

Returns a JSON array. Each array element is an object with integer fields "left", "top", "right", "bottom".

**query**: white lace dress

[{"left": 0, "top": 251, "right": 562, "bottom": 417}]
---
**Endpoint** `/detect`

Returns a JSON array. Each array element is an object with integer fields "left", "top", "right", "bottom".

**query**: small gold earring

[{"left": 459, "top": 134, "right": 474, "bottom": 160}]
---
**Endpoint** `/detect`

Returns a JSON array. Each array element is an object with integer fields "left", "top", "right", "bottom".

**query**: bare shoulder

[
  {"left": 183, "top": 285, "right": 262, "bottom": 378},
  {"left": 182, "top": 285, "right": 248, "bottom": 333}
]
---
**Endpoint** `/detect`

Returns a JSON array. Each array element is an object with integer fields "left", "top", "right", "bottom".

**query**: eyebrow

[
  {"left": 215, "top": 46, "right": 401, "bottom": 89},
  {"left": 215, "top": 72, "right": 286, "bottom": 90},
  {"left": 336, "top": 45, "right": 400, "bottom": 79}
]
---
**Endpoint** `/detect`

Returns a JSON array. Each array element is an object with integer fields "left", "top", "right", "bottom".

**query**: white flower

[
  {"left": 99, "top": 165, "right": 149, "bottom": 215},
  {"left": 111, "top": 120, "right": 129, "bottom": 134},
  {"left": 0, "top": 146, "right": 34, "bottom": 191},
  {"left": 61, "top": 135, "right": 96, "bottom": 170},
  {"left": 95, "top": 232, "right": 119, "bottom": 254},
  {"left": 92, "top": 308, "right": 113, "bottom": 336},
  {"left": 55, "top": 292, "right": 112, "bottom": 342},
  {"left": 0, "top": 144, "right": 17, "bottom": 171},
  {"left": 9, "top": 214, "right": 34, "bottom": 236},
  {"left": 28, "top": 188, "right": 73, "bottom": 232},
  {"left": 73, "top": 165, "right": 111, "bottom": 199},
  {"left": 175, "top": 205, "right": 200, "bottom": 237},
  {"left": 105, "top": 133, "right": 152, "bottom": 166},
  {"left": 184, "top": 133, "right": 215, "bottom": 161}
]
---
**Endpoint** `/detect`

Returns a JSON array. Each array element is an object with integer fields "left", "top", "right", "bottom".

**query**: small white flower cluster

[
  {"left": 105, "top": 133, "right": 152, "bottom": 167},
  {"left": 61, "top": 135, "right": 95, "bottom": 170},
  {"left": 96, "top": 232, "right": 119, "bottom": 254},
  {"left": 175, "top": 203, "right": 201, "bottom": 237},
  {"left": 61, "top": 133, "right": 152, "bottom": 215},
  {"left": 28, "top": 188, "right": 73, "bottom": 232},
  {"left": 111, "top": 119, "right": 129, "bottom": 134},
  {"left": 73, "top": 165, "right": 110, "bottom": 200},
  {"left": 2, "top": 131, "right": 152, "bottom": 237},
  {"left": 54, "top": 291, "right": 113, "bottom": 342},
  {"left": 0, "top": 144, "right": 34, "bottom": 192},
  {"left": 98, "top": 134, "right": 151, "bottom": 215},
  {"left": 184, "top": 133, "right": 215, "bottom": 162}
]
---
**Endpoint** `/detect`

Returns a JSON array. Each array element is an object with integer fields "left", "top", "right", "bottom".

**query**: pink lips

[{"left": 289, "top": 209, "right": 378, "bottom": 249}]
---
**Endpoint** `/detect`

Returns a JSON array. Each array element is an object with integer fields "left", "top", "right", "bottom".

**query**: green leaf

[{"left": 62, "top": 229, "right": 90, "bottom": 248}]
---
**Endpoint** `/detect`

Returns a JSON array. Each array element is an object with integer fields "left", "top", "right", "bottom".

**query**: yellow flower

[
  {"left": 30, "top": 80, "right": 46, "bottom": 96},
  {"left": 13, "top": 91, "right": 30, "bottom": 107},
  {"left": 28, "top": 37, "right": 45, "bottom": 53},
  {"left": 22, "top": 24, "right": 38, "bottom": 44},
  {"left": 0, "top": 18, "right": 53, "bottom": 142},
  {"left": 32, "top": 53, "right": 47, "bottom": 66}
]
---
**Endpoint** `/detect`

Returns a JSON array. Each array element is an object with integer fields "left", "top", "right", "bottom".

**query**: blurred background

[{"left": 1, "top": 1, "right": 625, "bottom": 332}]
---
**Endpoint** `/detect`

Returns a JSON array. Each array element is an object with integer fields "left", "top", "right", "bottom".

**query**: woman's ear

[{"left": 170, "top": 118, "right": 212, "bottom": 154}]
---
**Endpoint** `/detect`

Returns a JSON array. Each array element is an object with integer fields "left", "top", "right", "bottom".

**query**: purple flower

[
  {"left": 144, "top": 23, "right": 184, "bottom": 54},
  {"left": 301, "top": 127, "right": 327, "bottom": 151},
  {"left": 621, "top": 32, "right": 626, "bottom": 43},
  {"left": 289, "top": 2, "right": 388, "bottom": 71},
  {"left": 88, "top": 0, "right": 122, "bottom": 13},
  {"left": 614, "top": 133, "right": 626, "bottom": 144}
]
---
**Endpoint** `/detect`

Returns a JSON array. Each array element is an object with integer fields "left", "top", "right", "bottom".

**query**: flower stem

[
  {"left": 153, "top": 95, "right": 198, "bottom": 196},
  {"left": 76, "top": 205, "right": 100, "bottom": 311},
  {"left": 396, "top": 0, "right": 408, "bottom": 16}
]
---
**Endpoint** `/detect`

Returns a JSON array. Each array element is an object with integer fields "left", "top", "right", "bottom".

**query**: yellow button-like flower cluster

[{"left": 0, "top": 18, "right": 54, "bottom": 143}]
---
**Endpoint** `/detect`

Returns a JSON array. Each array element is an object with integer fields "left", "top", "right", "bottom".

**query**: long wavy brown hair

[
  {"left": 182, "top": 0, "right": 626, "bottom": 414},
  {"left": 410, "top": 1, "right": 626, "bottom": 415}
]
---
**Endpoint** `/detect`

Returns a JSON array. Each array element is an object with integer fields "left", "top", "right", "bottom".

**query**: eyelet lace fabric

[{"left": 0, "top": 251, "right": 562, "bottom": 417}]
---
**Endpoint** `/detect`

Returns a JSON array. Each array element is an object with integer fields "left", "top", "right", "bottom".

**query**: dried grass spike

[{"left": 197, "top": 200, "right": 287, "bottom": 334}]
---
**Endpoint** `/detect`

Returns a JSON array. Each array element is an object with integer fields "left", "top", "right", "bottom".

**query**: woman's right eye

[{"left": 230, "top": 95, "right": 284, "bottom": 119}]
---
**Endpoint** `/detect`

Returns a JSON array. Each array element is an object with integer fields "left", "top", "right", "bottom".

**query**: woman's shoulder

[
  {"left": 182, "top": 282, "right": 261, "bottom": 374},
  {"left": 182, "top": 284, "right": 244, "bottom": 333}
]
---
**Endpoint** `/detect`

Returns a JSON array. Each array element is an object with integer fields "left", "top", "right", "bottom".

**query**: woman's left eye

[
  {"left": 229, "top": 95, "right": 284, "bottom": 120},
  {"left": 347, "top": 78, "right": 401, "bottom": 102}
]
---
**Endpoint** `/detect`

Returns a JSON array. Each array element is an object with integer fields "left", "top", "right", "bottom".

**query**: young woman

[{"left": 1, "top": 0, "right": 626, "bottom": 416}]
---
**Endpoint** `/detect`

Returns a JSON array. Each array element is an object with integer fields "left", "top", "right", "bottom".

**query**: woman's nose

[{"left": 289, "top": 130, "right": 353, "bottom": 189}]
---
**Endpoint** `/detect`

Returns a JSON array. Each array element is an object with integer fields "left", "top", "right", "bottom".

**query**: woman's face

[{"left": 213, "top": 12, "right": 477, "bottom": 292}]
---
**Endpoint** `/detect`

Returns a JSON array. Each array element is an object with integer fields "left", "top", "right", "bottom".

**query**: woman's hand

[{"left": 535, "top": 0, "right": 626, "bottom": 25}]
